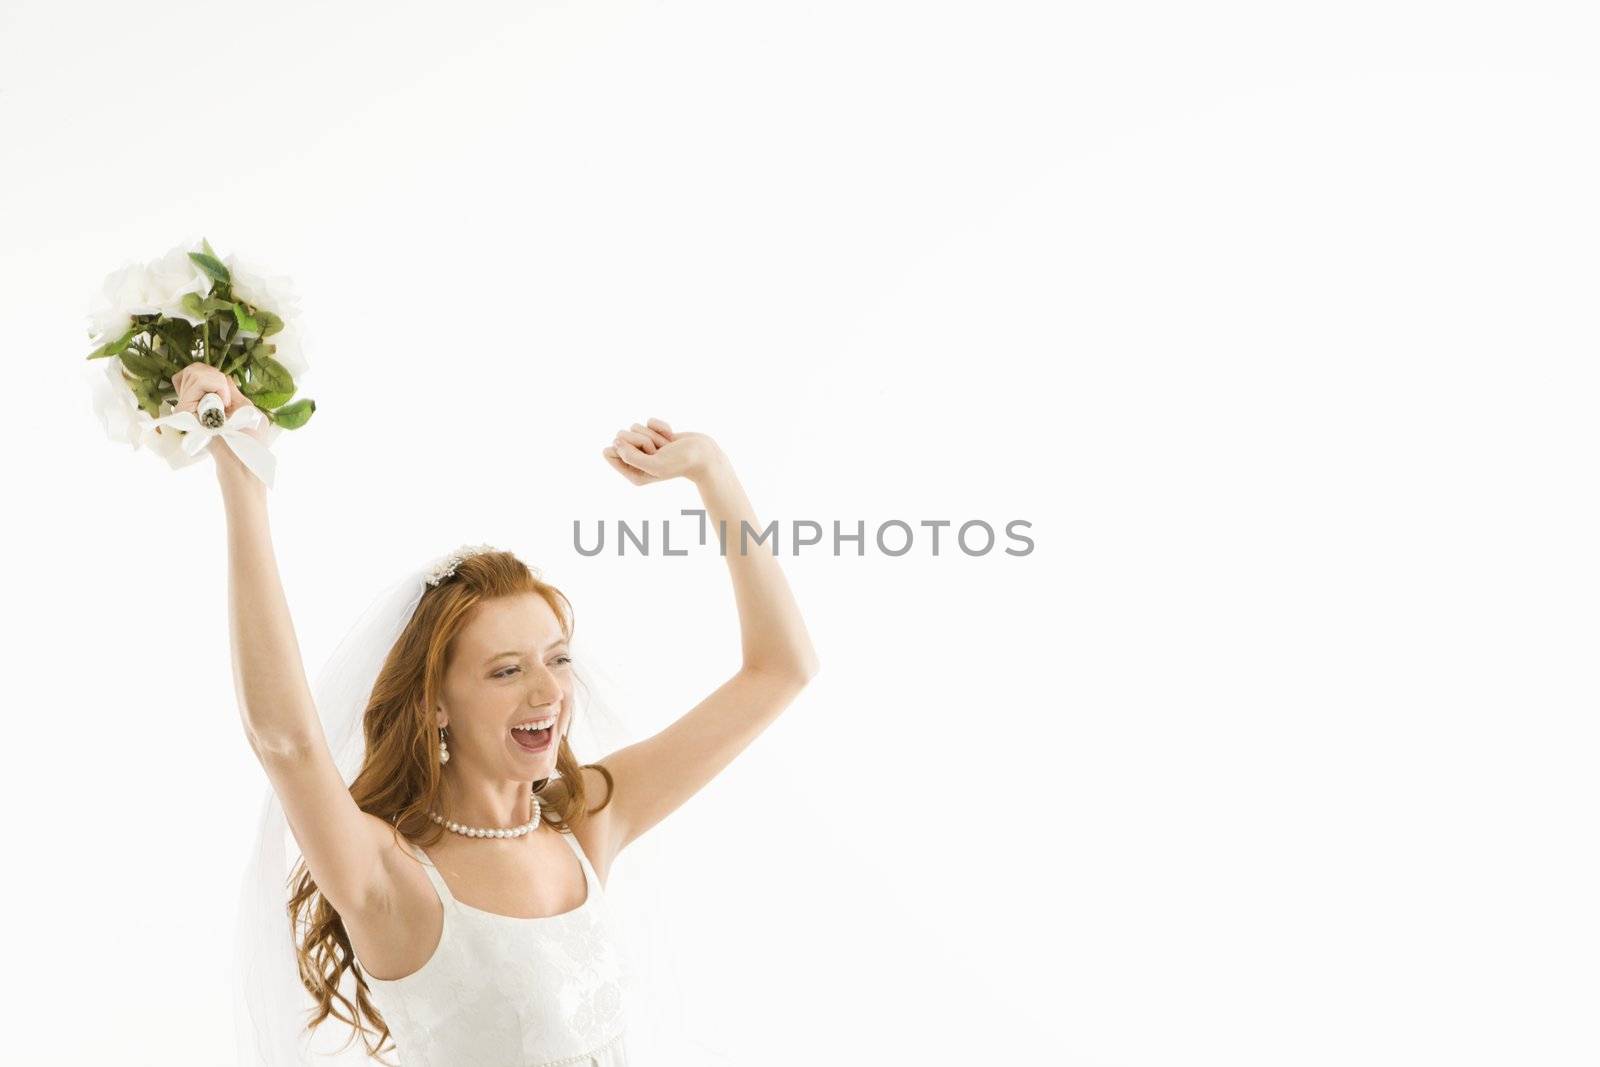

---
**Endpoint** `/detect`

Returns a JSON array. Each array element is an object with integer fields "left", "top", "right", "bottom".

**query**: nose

[{"left": 527, "top": 663, "right": 562, "bottom": 705}]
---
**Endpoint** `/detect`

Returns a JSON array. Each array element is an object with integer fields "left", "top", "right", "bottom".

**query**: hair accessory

[{"left": 424, "top": 542, "right": 500, "bottom": 587}]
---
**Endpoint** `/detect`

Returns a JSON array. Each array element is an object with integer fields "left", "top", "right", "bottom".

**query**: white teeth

[{"left": 512, "top": 720, "right": 555, "bottom": 732}]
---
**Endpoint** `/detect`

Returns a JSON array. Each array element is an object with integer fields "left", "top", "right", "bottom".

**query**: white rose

[
  {"left": 84, "top": 356, "right": 202, "bottom": 468},
  {"left": 223, "top": 254, "right": 310, "bottom": 382},
  {"left": 86, "top": 355, "right": 152, "bottom": 448},
  {"left": 84, "top": 238, "right": 214, "bottom": 349}
]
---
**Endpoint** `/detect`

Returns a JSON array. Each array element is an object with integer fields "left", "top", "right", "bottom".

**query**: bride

[{"left": 174, "top": 363, "right": 821, "bottom": 1065}]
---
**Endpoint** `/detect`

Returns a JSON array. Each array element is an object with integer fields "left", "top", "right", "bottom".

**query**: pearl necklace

[{"left": 427, "top": 793, "right": 543, "bottom": 838}]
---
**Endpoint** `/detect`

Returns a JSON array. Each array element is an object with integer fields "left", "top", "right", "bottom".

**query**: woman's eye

[{"left": 495, "top": 656, "right": 570, "bottom": 678}]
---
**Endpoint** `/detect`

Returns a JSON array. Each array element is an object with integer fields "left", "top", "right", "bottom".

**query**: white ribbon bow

[{"left": 150, "top": 404, "right": 277, "bottom": 489}]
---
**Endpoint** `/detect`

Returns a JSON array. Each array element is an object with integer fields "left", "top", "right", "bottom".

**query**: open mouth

[{"left": 510, "top": 723, "right": 555, "bottom": 753}]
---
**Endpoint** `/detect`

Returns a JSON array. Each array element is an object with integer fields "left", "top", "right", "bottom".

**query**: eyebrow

[{"left": 484, "top": 639, "right": 569, "bottom": 665}]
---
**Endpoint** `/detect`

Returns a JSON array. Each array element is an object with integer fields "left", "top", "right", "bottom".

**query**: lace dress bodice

[{"left": 353, "top": 827, "right": 629, "bottom": 1066}]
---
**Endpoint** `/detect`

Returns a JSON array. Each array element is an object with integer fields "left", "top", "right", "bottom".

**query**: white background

[{"left": 2, "top": 1, "right": 1597, "bottom": 1064}]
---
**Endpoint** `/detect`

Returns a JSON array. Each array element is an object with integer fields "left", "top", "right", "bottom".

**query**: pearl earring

[{"left": 439, "top": 725, "right": 450, "bottom": 764}]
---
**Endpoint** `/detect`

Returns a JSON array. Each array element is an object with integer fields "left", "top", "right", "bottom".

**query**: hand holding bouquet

[
  {"left": 169, "top": 362, "right": 271, "bottom": 483},
  {"left": 84, "top": 237, "right": 316, "bottom": 488}
]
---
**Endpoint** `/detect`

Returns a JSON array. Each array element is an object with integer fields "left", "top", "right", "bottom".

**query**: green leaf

[
  {"left": 127, "top": 375, "right": 164, "bottom": 419},
  {"left": 188, "top": 251, "right": 230, "bottom": 286},
  {"left": 271, "top": 398, "right": 316, "bottom": 429},
  {"left": 231, "top": 302, "right": 260, "bottom": 334},
  {"left": 181, "top": 292, "right": 206, "bottom": 317},
  {"left": 132, "top": 336, "right": 183, "bottom": 377},
  {"left": 86, "top": 322, "right": 140, "bottom": 359},
  {"left": 117, "top": 350, "right": 166, "bottom": 380},
  {"left": 220, "top": 346, "right": 252, "bottom": 377},
  {"left": 255, "top": 308, "right": 284, "bottom": 336},
  {"left": 252, "top": 389, "right": 294, "bottom": 409},
  {"left": 242, "top": 351, "right": 295, "bottom": 396},
  {"left": 154, "top": 320, "right": 195, "bottom": 361}
]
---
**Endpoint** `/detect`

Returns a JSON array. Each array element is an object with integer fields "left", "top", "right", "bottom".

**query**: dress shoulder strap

[{"left": 557, "top": 828, "right": 599, "bottom": 894}]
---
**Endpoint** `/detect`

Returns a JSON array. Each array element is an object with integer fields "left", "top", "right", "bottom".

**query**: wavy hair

[{"left": 285, "top": 549, "right": 615, "bottom": 1063}]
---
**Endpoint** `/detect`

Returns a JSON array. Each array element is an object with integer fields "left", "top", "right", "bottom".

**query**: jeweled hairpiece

[{"left": 424, "top": 543, "right": 500, "bottom": 587}]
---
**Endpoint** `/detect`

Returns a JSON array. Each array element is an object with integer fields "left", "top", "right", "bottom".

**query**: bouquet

[{"left": 85, "top": 237, "right": 316, "bottom": 487}]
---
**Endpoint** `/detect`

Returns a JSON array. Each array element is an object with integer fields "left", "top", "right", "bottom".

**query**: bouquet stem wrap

[{"left": 150, "top": 392, "right": 278, "bottom": 488}]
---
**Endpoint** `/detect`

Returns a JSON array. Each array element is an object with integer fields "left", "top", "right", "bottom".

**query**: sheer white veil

[{"left": 231, "top": 548, "right": 688, "bottom": 1064}]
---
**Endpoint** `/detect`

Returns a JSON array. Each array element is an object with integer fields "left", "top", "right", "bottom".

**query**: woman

[{"left": 176, "top": 363, "right": 821, "bottom": 1065}]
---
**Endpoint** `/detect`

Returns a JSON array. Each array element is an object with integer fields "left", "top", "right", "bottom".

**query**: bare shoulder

[{"left": 542, "top": 765, "right": 620, "bottom": 886}]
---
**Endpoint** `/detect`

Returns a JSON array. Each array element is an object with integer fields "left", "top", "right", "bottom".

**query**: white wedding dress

[{"left": 353, "top": 827, "right": 630, "bottom": 1066}]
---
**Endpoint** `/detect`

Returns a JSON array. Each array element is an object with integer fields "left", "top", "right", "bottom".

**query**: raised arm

[
  {"left": 587, "top": 421, "right": 820, "bottom": 859},
  {"left": 181, "top": 364, "right": 399, "bottom": 923}
]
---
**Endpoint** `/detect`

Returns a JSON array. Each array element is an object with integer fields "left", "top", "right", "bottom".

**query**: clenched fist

[
  {"left": 601, "top": 419, "right": 724, "bottom": 486},
  {"left": 171, "top": 363, "right": 252, "bottom": 419},
  {"left": 169, "top": 363, "right": 268, "bottom": 466}
]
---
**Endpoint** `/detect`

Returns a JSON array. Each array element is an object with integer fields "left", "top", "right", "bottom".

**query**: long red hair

[{"left": 287, "top": 550, "right": 614, "bottom": 1062}]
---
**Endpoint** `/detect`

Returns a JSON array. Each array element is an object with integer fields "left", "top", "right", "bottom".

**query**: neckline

[{"left": 416, "top": 829, "right": 594, "bottom": 923}]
